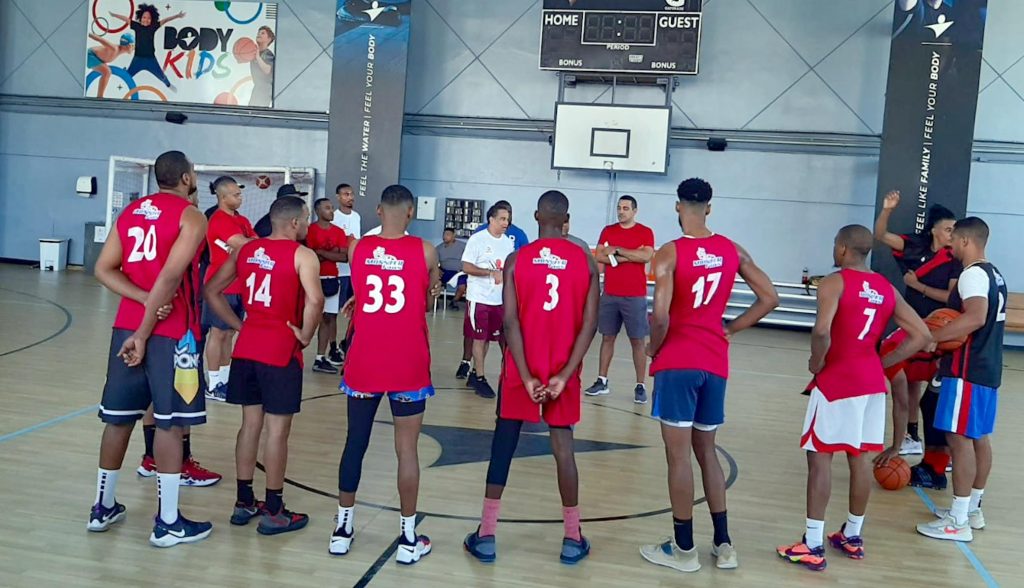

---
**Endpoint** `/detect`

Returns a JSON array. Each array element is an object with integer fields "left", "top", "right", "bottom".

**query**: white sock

[
  {"left": 401, "top": 514, "right": 417, "bottom": 543},
  {"left": 96, "top": 468, "right": 119, "bottom": 508},
  {"left": 950, "top": 495, "right": 970, "bottom": 526},
  {"left": 969, "top": 488, "right": 985, "bottom": 512},
  {"left": 208, "top": 370, "right": 221, "bottom": 388},
  {"left": 845, "top": 512, "right": 865, "bottom": 538},
  {"left": 157, "top": 473, "right": 181, "bottom": 525},
  {"left": 219, "top": 365, "right": 231, "bottom": 385},
  {"left": 337, "top": 505, "right": 354, "bottom": 535},
  {"left": 636, "top": 382, "right": 645, "bottom": 389},
  {"left": 598, "top": 376, "right": 608, "bottom": 385},
  {"left": 316, "top": 355, "right": 325, "bottom": 362},
  {"left": 805, "top": 518, "right": 825, "bottom": 549}
]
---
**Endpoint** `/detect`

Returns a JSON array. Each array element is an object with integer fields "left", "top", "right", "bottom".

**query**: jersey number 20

[
  {"left": 365, "top": 275, "right": 405, "bottom": 314},
  {"left": 126, "top": 226, "right": 157, "bottom": 263}
]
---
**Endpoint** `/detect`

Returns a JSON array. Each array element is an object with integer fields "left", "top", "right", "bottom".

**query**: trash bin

[
  {"left": 39, "top": 238, "right": 69, "bottom": 272},
  {"left": 84, "top": 222, "right": 106, "bottom": 275}
]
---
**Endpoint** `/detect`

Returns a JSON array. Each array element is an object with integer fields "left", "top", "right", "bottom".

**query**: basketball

[
  {"left": 233, "top": 37, "right": 258, "bottom": 64},
  {"left": 255, "top": 174, "right": 272, "bottom": 189},
  {"left": 925, "top": 308, "right": 966, "bottom": 352},
  {"left": 874, "top": 457, "right": 911, "bottom": 491},
  {"left": 213, "top": 92, "right": 238, "bottom": 106}
]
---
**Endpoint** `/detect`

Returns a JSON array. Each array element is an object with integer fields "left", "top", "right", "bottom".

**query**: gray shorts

[{"left": 598, "top": 295, "right": 650, "bottom": 339}]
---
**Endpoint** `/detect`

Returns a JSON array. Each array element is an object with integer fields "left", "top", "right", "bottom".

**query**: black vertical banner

[
  {"left": 326, "top": 1, "right": 413, "bottom": 222},
  {"left": 872, "top": 0, "right": 987, "bottom": 279}
]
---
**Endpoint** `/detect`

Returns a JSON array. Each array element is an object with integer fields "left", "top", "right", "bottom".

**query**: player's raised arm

[
  {"left": 874, "top": 190, "right": 906, "bottom": 251},
  {"left": 881, "top": 288, "right": 933, "bottom": 369},
  {"left": 726, "top": 243, "right": 780, "bottom": 336},
  {"left": 204, "top": 249, "right": 243, "bottom": 332},
  {"left": 292, "top": 246, "right": 325, "bottom": 348},
  {"left": 808, "top": 273, "right": 842, "bottom": 374},
  {"left": 647, "top": 242, "right": 676, "bottom": 358}
]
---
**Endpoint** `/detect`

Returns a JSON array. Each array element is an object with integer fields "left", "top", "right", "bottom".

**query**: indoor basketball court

[{"left": 2, "top": 0, "right": 1022, "bottom": 587}]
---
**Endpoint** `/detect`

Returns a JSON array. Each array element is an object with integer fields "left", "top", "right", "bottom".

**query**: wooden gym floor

[{"left": 0, "top": 263, "right": 1020, "bottom": 587}]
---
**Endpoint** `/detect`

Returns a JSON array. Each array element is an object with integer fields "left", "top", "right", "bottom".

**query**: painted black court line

[
  {"left": 0, "top": 286, "right": 73, "bottom": 358},
  {"left": 352, "top": 513, "right": 427, "bottom": 588}
]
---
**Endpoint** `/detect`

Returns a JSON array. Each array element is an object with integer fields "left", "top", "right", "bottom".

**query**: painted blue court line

[
  {"left": 913, "top": 487, "right": 999, "bottom": 588},
  {"left": 0, "top": 405, "right": 97, "bottom": 444}
]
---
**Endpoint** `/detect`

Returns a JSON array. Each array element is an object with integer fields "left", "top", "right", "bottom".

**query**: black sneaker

[
  {"left": 634, "top": 384, "right": 648, "bottom": 405},
  {"left": 258, "top": 508, "right": 309, "bottom": 536},
  {"left": 456, "top": 361, "right": 471, "bottom": 380},
  {"left": 313, "top": 358, "right": 338, "bottom": 374},
  {"left": 467, "top": 370, "right": 479, "bottom": 388},
  {"left": 327, "top": 348, "right": 344, "bottom": 366},
  {"left": 230, "top": 501, "right": 266, "bottom": 526},
  {"left": 909, "top": 463, "right": 948, "bottom": 490},
  {"left": 584, "top": 378, "right": 609, "bottom": 396},
  {"left": 475, "top": 377, "right": 496, "bottom": 399}
]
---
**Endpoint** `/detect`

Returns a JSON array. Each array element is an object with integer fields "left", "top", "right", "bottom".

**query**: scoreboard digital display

[{"left": 540, "top": 0, "right": 703, "bottom": 75}]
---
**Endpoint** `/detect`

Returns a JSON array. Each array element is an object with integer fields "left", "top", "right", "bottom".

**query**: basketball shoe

[
  {"left": 396, "top": 534, "right": 432, "bottom": 565},
  {"left": 137, "top": 456, "right": 221, "bottom": 487},
  {"left": 828, "top": 524, "right": 865, "bottom": 559},
  {"left": 640, "top": 539, "right": 701, "bottom": 573},
  {"left": 777, "top": 537, "right": 827, "bottom": 571},
  {"left": 916, "top": 514, "right": 973, "bottom": 542},
  {"left": 149, "top": 512, "right": 213, "bottom": 548},
  {"left": 87, "top": 502, "right": 126, "bottom": 532},
  {"left": 258, "top": 508, "right": 309, "bottom": 536},
  {"left": 932, "top": 508, "right": 985, "bottom": 530}
]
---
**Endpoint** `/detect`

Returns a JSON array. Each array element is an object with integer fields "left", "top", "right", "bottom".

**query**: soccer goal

[{"left": 105, "top": 156, "right": 317, "bottom": 232}]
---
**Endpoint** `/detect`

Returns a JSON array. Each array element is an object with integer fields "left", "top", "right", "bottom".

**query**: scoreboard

[{"left": 540, "top": 0, "right": 703, "bottom": 75}]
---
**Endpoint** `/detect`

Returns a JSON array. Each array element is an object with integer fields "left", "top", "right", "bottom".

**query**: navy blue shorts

[
  {"left": 98, "top": 329, "right": 206, "bottom": 429},
  {"left": 202, "top": 294, "right": 244, "bottom": 331},
  {"left": 441, "top": 269, "right": 468, "bottom": 287},
  {"left": 651, "top": 369, "right": 727, "bottom": 429},
  {"left": 228, "top": 358, "right": 303, "bottom": 415}
]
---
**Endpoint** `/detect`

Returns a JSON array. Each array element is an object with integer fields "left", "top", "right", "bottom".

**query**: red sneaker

[
  {"left": 828, "top": 525, "right": 865, "bottom": 560},
  {"left": 181, "top": 457, "right": 222, "bottom": 487},
  {"left": 137, "top": 455, "right": 157, "bottom": 478}
]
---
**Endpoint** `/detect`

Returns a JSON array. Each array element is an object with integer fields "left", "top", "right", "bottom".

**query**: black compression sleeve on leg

[
  {"left": 338, "top": 394, "right": 383, "bottom": 493},
  {"left": 485, "top": 418, "right": 524, "bottom": 487}
]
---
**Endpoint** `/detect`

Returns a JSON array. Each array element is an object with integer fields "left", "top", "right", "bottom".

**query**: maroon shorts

[{"left": 464, "top": 301, "right": 504, "bottom": 342}]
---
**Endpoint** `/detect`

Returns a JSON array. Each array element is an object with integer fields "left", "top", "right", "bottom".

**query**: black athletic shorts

[
  {"left": 99, "top": 329, "right": 206, "bottom": 429},
  {"left": 201, "top": 294, "right": 244, "bottom": 331},
  {"left": 227, "top": 357, "right": 303, "bottom": 415}
]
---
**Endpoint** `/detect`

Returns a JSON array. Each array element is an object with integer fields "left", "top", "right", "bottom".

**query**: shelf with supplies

[{"left": 444, "top": 198, "right": 485, "bottom": 239}]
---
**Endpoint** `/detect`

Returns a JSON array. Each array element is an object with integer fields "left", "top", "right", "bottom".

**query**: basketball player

[
  {"left": 917, "top": 218, "right": 1006, "bottom": 541},
  {"left": 459, "top": 202, "right": 515, "bottom": 398},
  {"left": 329, "top": 185, "right": 440, "bottom": 564},
  {"left": 203, "top": 176, "right": 255, "bottom": 401},
  {"left": 587, "top": 196, "right": 655, "bottom": 404},
  {"left": 306, "top": 198, "right": 349, "bottom": 374},
  {"left": 464, "top": 191, "right": 599, "bottom": 564},
  {"left": 778, "top": 225, "right": 930, "bottom": 571},
  {"left": 331, "top": 183, "right": 360, "bottom": 363},
  {"left": 875, "top": 190, "right": 960, "bottom": 460},
  {"left": 206, "top": 196, "right": 323, "bottom": 535},
  {"left": 641, "top": 178, "right": 779, "bottom": 573},
  {"left": 89, "top": 150, "right": 212, "bottom": 547}
]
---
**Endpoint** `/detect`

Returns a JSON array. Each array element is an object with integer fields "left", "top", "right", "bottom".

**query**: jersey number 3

[
  {"left": 365, "top": 275, "right": 406, "bottom": 314},
  {"left": 543, "top": 274, "right": 560, "bottom": 311}
]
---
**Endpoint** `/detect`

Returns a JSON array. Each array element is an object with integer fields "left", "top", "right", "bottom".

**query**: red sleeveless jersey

[
  {"left": 810, "top": 269, "right": 896, "bottom": 401},
  {"left": 650, "top": 234, "right": 740, "bottom": 379},
  {"left": 345, "top": 236, "right": 431, "bottom": 392},
  {"left": 502, "top": 238, "right": 592, "bottom": 388},
  {"left": 112, "top": 193, "right": 202, "bottom": 340},
  {"left": 231, "top": 239, "right": 305, "bottom": 367}
]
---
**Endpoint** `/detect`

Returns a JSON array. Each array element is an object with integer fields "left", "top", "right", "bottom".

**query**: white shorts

[
  {"left": 800, "top": 388, "right": 885, "bottom": 456},
  {"left": 324, "top": 292, "right": 340, "bottom": 315}
]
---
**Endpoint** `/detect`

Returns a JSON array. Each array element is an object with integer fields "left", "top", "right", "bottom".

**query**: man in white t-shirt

[
  {"left": 331, "top": 183, "right": 361, "bottom": 361},
  {"left": 461, "top": 202, "right": 514, "bottom": 399}
]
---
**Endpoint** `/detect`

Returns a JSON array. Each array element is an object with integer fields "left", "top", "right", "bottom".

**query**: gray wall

[{"left": 1, "top": 0, "right": 1022, "bottom": 285}]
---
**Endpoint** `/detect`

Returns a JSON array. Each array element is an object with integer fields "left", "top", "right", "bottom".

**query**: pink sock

[
  {"left": 480, "top": 498, "right": 501, "bottom": 537},
  {"left": 563, "top": 506, "right": 581, "bottom": 541}
]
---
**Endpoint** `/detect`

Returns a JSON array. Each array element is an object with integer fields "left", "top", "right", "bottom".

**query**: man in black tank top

[{"left": 916, "top": 218, "right": 1007, "bottom": 543}]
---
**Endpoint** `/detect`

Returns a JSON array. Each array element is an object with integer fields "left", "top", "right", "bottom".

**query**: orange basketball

[
  {"left": 874, "top": 457, "right": 911, "bottom": 490},
  {"left": 233, "top": 37, "right": 258, "bottom": 64},
  {"left": 925, "top": 308, "right": 966, "bottom": 352}
]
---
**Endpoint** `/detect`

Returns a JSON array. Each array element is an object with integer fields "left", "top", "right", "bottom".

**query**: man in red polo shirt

[
  {"left": 203, "top": 176, "right": 255, "bottom": 401},
  {"left": 587, "top": 195, "right": 655, "bottom": 404},
  {"left": 306, "top": 198, "right": 349, "bottom": 374}
]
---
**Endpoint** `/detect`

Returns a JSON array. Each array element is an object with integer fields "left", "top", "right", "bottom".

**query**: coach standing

[{"left": 587, "top": 195, "right": 655, "bottom": 404}]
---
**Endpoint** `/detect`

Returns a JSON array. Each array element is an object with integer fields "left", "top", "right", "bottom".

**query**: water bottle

[{"left": 802, "top": 267, "right": 809, "bottom": 285}]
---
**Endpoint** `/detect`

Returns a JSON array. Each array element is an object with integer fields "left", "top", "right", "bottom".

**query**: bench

[{"left": 1007, "top": 293, "right": 1024, "bottom": 333}]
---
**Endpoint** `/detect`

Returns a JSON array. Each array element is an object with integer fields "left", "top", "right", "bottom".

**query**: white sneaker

[
  {"left": 711, "top": 542, "right": 738, "bottom": 569},
  {"left": 899, "top": 435, "right": 923, "bottom": 455},
  {"left": 916, "top": 514, "right": 973, "bottom": 542},
  {"left": 396, "top": 534, "right": 432, "bottom": 565},
  {"left": 640, "top": 539, "right": 701, "bottom": 573},
  {"left": 329, "top": 526, "right": 354, "bottom": 555},
  {"left": 933, "top": 508, "right": 985, "bottom": 530}
]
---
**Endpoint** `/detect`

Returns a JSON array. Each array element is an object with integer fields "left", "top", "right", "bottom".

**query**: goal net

[{"left": 106, "top": 156, "right": 317, "bottom": 232}]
